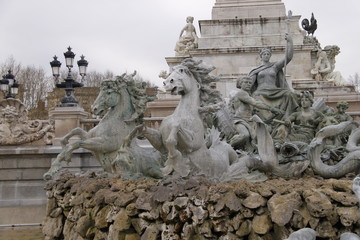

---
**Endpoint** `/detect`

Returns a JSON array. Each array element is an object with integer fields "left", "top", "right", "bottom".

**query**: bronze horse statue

[{"left": 44, "top": 73, "right": 164, "bottom": 180}]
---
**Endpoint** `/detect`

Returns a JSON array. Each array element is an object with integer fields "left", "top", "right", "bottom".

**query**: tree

[
  {"left": 58, "top": 69, "right": 115, "bottom": 87},
  {"left": 348, "top": 72, "right": 360, "bottom": 91},
  {"left": 0, "top": 56, "right": 22, "bottom": 78},
  {"left": 0, "top": 57, "right": 52, "bottom": 110},
  {"left": 83, "top": 70, "right": 114, "bottom": 87},
  {"left": 18, "top": 66, "right": 53, "bottom": 110},
  {"left": 82, "top": 70, "right": 158, "bottom": 88}
]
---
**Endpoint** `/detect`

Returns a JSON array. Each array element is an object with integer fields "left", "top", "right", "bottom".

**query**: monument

[
  {"left": 174, "top": 16, "right": 199, "bottom": 56},
  {"left": 3, "top": 0, "right": 360, "bottom": 239},
  {"left": 162, "top": 0, "right": 360, "bottom": 120},
  {"left": 42, "top": 60, "right": 360, "bottom": 239},
  {"left": 166, "top": 0, "right": 311, "bottom": 97}
]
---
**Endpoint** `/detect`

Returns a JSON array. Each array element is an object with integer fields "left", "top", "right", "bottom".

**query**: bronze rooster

[{"left": 302, "top": 12, "right": 317, "bottom": 36}]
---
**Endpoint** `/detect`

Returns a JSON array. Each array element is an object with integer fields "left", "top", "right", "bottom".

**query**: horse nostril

[{"left": 163, "top": 82, "right": 166, "bottom": 86}]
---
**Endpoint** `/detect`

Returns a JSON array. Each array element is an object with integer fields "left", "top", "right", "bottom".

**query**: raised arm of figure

[{"left": 275, "top": 33, "right": 293, "bottom": 70}]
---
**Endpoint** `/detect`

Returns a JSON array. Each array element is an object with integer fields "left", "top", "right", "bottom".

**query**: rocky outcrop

[{"left": 42, "top": 172, "right": 360, "bottom": 240}]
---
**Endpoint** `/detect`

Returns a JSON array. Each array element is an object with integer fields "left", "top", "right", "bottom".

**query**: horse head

[
  {"left": 163, "top": 65, "right": 195, "bottom": 96},
  {"left": 91, "top": 79, "right": 125, "bottom": 117},
  {"left": 163, "top": 58, "right": 218, "bottom": 96},
  {"left": 92, "top": 72, "right": 148, "bottom": 123}
]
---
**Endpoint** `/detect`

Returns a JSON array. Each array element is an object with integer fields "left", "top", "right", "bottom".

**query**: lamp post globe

[
  {"left": 50, "top": 47, "right": 87, "bottom": 107},
  {"left": 0, "top": 70, "right": 19, "bottom": 99},
  {"left": 10, "top": 81, "right": 19, "bottom": 96},
  {"left": 64, "top": 46, "right": 75, "bottom": 69},
  {"left": 77, "top": 55, "right": 88, "bottom": 81},
  {"left": 50, "top": 56, "right": 62, "bottom": 82},
  {"left": 5, "top": 70, "right": 15, "bottom": 86},
  {"left": 0, "top": 76, "right": 9, "bottom": 93}
]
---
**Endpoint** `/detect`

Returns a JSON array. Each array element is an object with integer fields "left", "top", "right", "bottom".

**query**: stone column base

[{"left": 49, "top": 107, "right": 89, "bottom": 146}]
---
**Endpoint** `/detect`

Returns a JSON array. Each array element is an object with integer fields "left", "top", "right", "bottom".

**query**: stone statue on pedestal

[
  {"left": 174, "top": 16, "right": 199, "bottom": 56},
  {"left": 311, "top": 45, "right": 347, "bottom": 86}
]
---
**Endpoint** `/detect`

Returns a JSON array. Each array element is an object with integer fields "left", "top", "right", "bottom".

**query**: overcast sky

[{"left": 0, "top": 0, "right": 359, "bottom": 86}]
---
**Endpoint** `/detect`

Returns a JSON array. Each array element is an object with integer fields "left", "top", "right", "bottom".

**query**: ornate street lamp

[
  {"left": 0, "top": 70, "right": 19, "bottom": 99},
  {"left": 50, "top": 46, "right": 88, "bottom": 107},
  {"left": 77, "top": 55, "right": 88, "bottom": 81},
  {"left": 50, "top": 56, "right": 61, "bottom": 84}
]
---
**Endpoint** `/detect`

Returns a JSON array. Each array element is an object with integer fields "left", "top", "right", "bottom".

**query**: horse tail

[{"left": 206, "top": 126, "right": 222, "bottom": 148}]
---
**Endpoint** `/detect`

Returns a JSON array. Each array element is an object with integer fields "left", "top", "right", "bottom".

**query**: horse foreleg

[
  {"left": 43, "top": 140, "right": 85, "bottom": 180},
  {"left": 162, "top": 124, "right": 191, "bottom": 177},
  {"left": 122, "top": 124, "right": 145, "bottom": 147},
  {"left": 77, "top": 137, "right": 117, "bottom": 172},
  {"left": 127, "top": 124, "right": 166, "bottom": 153},
  {"left": 43, "top": 156, "right": 63, "bottom": 180},
  {"left": 43, "top": 143, "right": 78, "bottom": 180},
  {"left": 165, "top": 124, "right": 181, "bottom": 158},
  {"left": 177, "top": 127, "right": 204, "bottom": 150},
  {"left": 60, "top": 127, "right": 88, "bottom": 148}
]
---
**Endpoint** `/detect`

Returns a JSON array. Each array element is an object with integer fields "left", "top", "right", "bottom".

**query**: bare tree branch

[{"left": 348, "top": 72, "right": 360, "bottom": 92}]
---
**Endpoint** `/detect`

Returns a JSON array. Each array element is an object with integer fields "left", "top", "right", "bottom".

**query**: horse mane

[
  {"left": 179, "top": 58, "right": 223, "bottom": 107},
  {"left": 101, "top": 72, "right": 151, "bottom": 124}
]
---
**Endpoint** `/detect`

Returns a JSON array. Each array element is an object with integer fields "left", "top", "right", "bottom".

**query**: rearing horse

[
  {"left": 44, "top": 73, "right": 163, "bottom": 180},
  {"left": 128, "top": 59, "right": 238, "bottom": 179}
]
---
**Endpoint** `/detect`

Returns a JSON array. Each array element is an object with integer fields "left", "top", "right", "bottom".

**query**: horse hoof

[
  {"left": 62, "top": 152, "right": 72, "bottom": 163},
  {"left": 161, "top": 166, "right": 174, "bottom": 176},
  {"left": 43, "top": 172, "right": 53, "bottom": 181},
  {"left": 60, "top": 140, "right": 69, "bottom": 148}
]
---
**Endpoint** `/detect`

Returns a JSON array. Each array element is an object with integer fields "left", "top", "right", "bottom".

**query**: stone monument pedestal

[
  {"left": 212, "top": 0, "right": 286, "bottom": 19},
  {"left": 49, "top": 106, "right": 89, "bottom": 145}
]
